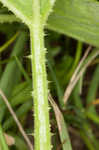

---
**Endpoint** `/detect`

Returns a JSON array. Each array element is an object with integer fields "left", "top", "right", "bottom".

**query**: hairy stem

[{"left": 30, "top": 1, "right": 51, "bottom": 150}]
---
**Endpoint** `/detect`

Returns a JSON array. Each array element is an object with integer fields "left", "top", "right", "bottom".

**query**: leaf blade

[
  {"left": 47, "top": 0, "right": 99, "bottom": 46},
  {"left": 49, "top": 95, "right": 72, "bottom": 150}
]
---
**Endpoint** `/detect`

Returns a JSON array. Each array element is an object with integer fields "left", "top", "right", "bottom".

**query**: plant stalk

[{"left": 30, "top": 1, "right": 51, "bottom": 150}]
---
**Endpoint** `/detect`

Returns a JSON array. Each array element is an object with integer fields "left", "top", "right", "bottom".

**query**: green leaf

[
  {"left": 0, "top": 14, "right": 20, "bottom": 23},
  {"left": 0, "top": 124, "right": 9, "bottom": 150},
  {"left": 3, "top": 100, "right": 32, "bottom": 131},
  {"left": 1, "top": 0, "right": 99, "bottom": 46},
  {"left": 47, "top": 0, "right": 99, "bottom": 47},
  {"left": 40, "top": 0, "right": 56, "bottom": 22},
  {"left": 14, "top": 135, "right": 28, "bottom": 150},
  {"left": 0, "top": 32, "right": 27, "bottom": 122},
  {"left": 86, "top": 64, "right": 99, "bottom": 113},
  {"left": 0, "top": 0, "right": 56, "bottom": 25},
  {"left": 0, "top": 0, "right": 33, "bottom": 25}
]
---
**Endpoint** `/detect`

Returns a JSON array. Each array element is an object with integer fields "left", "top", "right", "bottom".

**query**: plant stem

[{"left": 30, "top": 1, "right": 51, "bottom": 150}]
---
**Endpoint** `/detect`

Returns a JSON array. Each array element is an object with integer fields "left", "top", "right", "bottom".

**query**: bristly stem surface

[{"left": 30, "top": 1, "right": 51, "bottom": 150}]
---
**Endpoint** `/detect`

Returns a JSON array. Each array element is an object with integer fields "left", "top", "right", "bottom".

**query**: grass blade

[
  {"left": 0, "top": 32, "right": 27, "bottom": 122},
  {"left": 0, "top": 125, "right": 9, "bottom": 150},
  {"left": 0, "top": 89, "right": 33, "bottom": 150},
  {"left": 86, "top": 64, "right": 99, "bottom": 113},
  {"left": 49, "top": 94, "right": 72, "bottom": 150}
]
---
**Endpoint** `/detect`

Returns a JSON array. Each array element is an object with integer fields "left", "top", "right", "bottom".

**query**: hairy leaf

[
  {"left": 40, "top": 0, "right": 56, "bottom": 22},
  {"left": 1, "top": 0, "right": 99, "bottom": 46},
  {"left": 0, "top": 0, "right": 56, "bottom": 25},
  {"left": 47, "top": 0, "right": 99, "bottom": 47}
]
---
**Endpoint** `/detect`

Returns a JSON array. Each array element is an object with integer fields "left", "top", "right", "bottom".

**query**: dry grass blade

[
  {"left": 0, "top": 89, "right": 33, "bottom": 150},
  {"left": 48, "top": 94, "right": 72, "bottom": 150},
  {"left": 63, "top": 47, "right": 99, "bottom": 104},
  {"left": 70, "top": 46, "right": 91, "bottom": 83},
  {"left": 64, "top": 46, "right": 91, "bottom": 104}
]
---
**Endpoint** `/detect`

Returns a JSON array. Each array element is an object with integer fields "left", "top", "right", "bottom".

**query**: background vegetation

[{"left": 0, "top": 0, "right": 98, "bottom": 150}]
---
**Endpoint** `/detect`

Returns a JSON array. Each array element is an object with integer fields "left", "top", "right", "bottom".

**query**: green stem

[{"left": 30, "top": 1, "right": 51, "bottom": 150}]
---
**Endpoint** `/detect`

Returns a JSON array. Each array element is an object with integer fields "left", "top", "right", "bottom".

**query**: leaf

[
  {"left": 3, "top": 100, "right": 32, "bottom": 131},
  {"left": 0, "top": 32, "right": 27, "bottom": 122},
  {"left": 0, "top": 0, "right": 33, "bottom": 25},
  {"left": 0, "top": 125, "right": 9, "bottom": 150},
  {"left": 47, "top": 0, "right": 99, "bottom": 47},
  {"left": 0, "top": 14, "right": 20, "bottom": 23},
  {"left": 86, "top": 64, "right": 99, "bottom": 110},
  {"left": 0, "top": 0, "right": 56, "bottom": 25},
  {"left": 14, "top": 135, "right": 28, "bottom": 150},
  {"left": 1, "top": 0, "right": 99, "bottom": 46},
  {"left": 40, "top": 0, "right": 56, "bottom": 22},
  {"left": 0, "top": 32, "right": 18, "bottom": 53}
]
